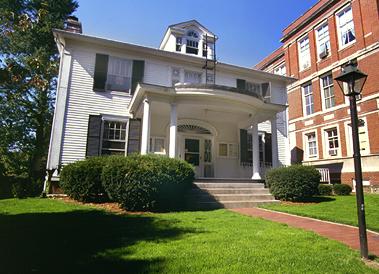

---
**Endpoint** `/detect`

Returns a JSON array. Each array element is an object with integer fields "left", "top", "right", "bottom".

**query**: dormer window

[
  {"left": 187, "top": 30, "right": 199, "bottom": 38},
  {"left": 186, "top": 40, "right": 198, "bottom": 55},
  {"left": 176, "top": 37, "right": 182, "bottom": 52}
]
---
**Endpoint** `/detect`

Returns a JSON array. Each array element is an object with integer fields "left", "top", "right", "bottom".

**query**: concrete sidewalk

[{"left": 232, "top": 207, "right": 379, "bottom": 257}]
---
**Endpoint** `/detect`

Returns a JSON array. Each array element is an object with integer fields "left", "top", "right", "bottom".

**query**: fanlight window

[
  {"left": 187, "top": 30, "right": 199, "bottom": 38},
  {"left": 178, "top": 125, "right": 211, "bottom": 135}
]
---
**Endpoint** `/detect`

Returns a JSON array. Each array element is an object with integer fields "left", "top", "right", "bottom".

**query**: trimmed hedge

[
  {"left": 0, "top": 176, "right": 42, "bottom": 199},
  {"left": 102, "top": 154, "right": 195, "bottom": 211},
  {"left": 266, "top": 165, "right": 321, "bottom": 201},
  {"left": 333, "top": 184, "right": 352, "bottom": 196},
  {"left": 60, "top": 157, "right": 109, "bottom": 202},
  {"left": 318, "top": 184, "right": 333, "bottom": 196}
]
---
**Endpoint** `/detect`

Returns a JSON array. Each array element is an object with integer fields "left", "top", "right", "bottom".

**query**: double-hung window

[
  {"left": 106, "top": 56, "right": 132, "bottom": 92},
  {"left": 337, "top": 6, "right": 356, "bottom": 47},
  {"left": 171, "top": 67, "right": 181, "bottom": 86},
  {"left": 246, "top": 81, "right": 261, "bottom": 95},
  {"left": 303, "top": 83, "right": 314, "bottom": 115},
  {"left": 184, "top": 70, "right": 202, "bottom": 84},
  {"left": 325, "top": 127, "right": 339, "bottom": 156},
  {"left": 316, "top": 24, "right": 330, "bottom": 58},
  {"left": 149, "top": 137, "right": 166, "bottom": 154},
  {"left": 298, "top": 36, "right": 311, "bottom": 70},
  {"left": 274, "top": 63, "right": 286, "bottom": 76},
  {"left": 306, "top": 132, "right": 318, "bottom": 157},
  {"left": 101, "top": 121, "right": 127, "bottom": 155},
  {"left": 176, "top": 37, "right": 182, "bottom": 52},
  {"left": 186, "top": 40, "right": 199, "bottom": 55},
  {"left": 218, "top": 143, "right": 238, "bottom": 158},
  {"left": 321, "top": 74, "right": 335, "bottom": 109}
]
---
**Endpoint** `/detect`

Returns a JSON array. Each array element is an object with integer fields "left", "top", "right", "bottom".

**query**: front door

[{"left": 184, "top": 138, "right": 202, "bottom": 176}]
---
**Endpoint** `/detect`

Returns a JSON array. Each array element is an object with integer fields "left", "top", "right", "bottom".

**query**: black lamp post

[{"left": 335, "top": 61, "right": 368, "bottom": 259}]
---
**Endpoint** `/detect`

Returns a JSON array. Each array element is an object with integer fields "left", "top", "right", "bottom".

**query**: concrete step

[
  {"left": 191, "top": 200, "right": 279, "bottom": 210},
  {"left": 190, "top": 188, "right": 271, "bottom": 195},
  {"left": 194, "top": 178, "right": 264, "bottom": 184},
  {"left": 194, "top": 182, "right": 264, "bottom": 189},
  {"left": 191, "top": 194, "right": 275, "bottom": 202}
]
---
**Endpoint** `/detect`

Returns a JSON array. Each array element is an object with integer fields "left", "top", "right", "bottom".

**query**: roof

[
  {"left": 254, "top": 47, "right": 285, "bottom": 71},
  {"left": 167, "top": 20, "right": 216, "bottom": 37},
  {"left": 53, "top": 29, "right": 296, "bottom": 84}
]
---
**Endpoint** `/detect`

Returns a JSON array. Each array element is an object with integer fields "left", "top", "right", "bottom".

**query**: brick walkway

[{"left": 232, "top": 208, "right": 379, "bottom": 257}]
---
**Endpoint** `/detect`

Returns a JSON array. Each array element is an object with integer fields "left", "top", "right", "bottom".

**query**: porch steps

[{"left": 188, "top": 179, "right": 278, "bottom": 209}]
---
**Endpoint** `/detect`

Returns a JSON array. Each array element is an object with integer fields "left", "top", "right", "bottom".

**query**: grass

[
  {"left": 0, "top": 198, "right": 378, "bottom": 274},
  {"left": 261, "top": 194, "right": 379, "bottom": 232}
]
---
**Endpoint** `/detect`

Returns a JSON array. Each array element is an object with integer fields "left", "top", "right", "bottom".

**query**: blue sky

[{"left": 75, "top": 0, "right": 318, "bottom": 67}]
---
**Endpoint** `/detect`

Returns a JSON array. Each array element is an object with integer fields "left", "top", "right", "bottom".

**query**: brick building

[{"left": 255, "top": 0, "right": 379, "bottom": 188}]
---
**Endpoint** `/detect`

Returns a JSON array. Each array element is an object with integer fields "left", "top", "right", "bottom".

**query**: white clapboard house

[{"left": 45, "top": 18, "right": 294, "bottom": 192}]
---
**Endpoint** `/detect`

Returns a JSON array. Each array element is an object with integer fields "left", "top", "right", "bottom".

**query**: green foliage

[
  {"left": 266, "top": 165, "right": 321, "bottom": 201},
  {"left": 333, "top": 184, "right": 352, "bottom": 196},
  {"left": 0, "top": 0, "right": 78, "bottom": 181},
  {"left": 318, "top": 184, "right": 333, "bottom": 196},
  {"left": 60, "top": 157, "right": 108, "bottom": 202},
  {"left": 102, "top": 154, "right": 195, "bottom": 211},
  {"left": 0, "top": 176, "right": 43, "bottom": 198}
]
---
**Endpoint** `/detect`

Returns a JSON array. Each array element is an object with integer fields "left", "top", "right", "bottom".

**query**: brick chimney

[{"left": 64, "top": 16, "right": 82, "bottom": 34}]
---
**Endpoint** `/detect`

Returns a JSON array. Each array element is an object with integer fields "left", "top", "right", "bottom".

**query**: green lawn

[
  {"left": 261, "top": 194, "right": 379, "bottom": 232},
  {"left": 0, "top": 198, "right": 377, "bottom": 274}
]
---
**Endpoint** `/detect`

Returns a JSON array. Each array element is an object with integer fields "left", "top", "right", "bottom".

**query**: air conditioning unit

[
  {"left": 319, "top": 47, "right": 328, "bottom": 59},
  {"left": 329, "top": 149, "right": 337, "bottom": 156}
]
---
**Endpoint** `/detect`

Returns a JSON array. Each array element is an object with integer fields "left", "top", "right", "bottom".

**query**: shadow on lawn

[
  {"left": 0, "top": 209, "right": 194, "bottom": 274},
  {"left": 294, "top": 196, "right": 336, "bottom": 203}
]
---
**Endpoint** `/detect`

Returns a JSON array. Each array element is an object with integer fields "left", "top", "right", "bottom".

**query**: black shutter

[
  {"left": 86, "top": 115, "right": 102, "bottom": 157},
  {"left": 261, "top": 82, "right": 271, "bottom": 100},
  {"left": 131, "top": 60, "right": 145, "bottom": 95},
  {"left": 127, "top": 119, "right": 141, "bottom": 155},
  {"left": 237, "top": 79, "right": 246, "bottom": 90},
  {"left": 93, "top": 54, "right": 109, "bottom": 91},
  {"left": 264, "top": 133, "right": 272, "bottom": 165},
  {"left": 240, "top": 129, "right": 248, "bottom": 164}
]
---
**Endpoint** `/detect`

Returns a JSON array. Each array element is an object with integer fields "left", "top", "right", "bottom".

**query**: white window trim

[
  {"left": 315, "top": 22, "right": 331, "bottom": 61},
  {"left": 302, "top": 83, "right": 314, "bottom": 116},
  {"left": 273, "top": 62, "right": 286, "bottom": 76},
  {"left": 100, "top": 119, "right": 128, "bottom": 156},
  {"left": 183, "top": 69, "right": 203, "bottom": 84},
  {"left": 218, "top": 142, "right": 238, "bottom": 158},
  {"left": 336, "top": 5, "right": 356, "bottom": 50},
  {"left": 321, "top": 124, "right": 342, "bottom": 159},
  {"left": 106, "top": 56, "right": 133, "bottom": 94},
  {"left": 320, "top": 73, "right": 336, "bottom": 111},
  {"left": 149, "top": 136, "right": 166, "bottom": 155},
  {"left": 298, "top": 35, "right": 311, "bottom": 72},
  {"left": 343, "top": 117, "right": 370, "bottom": 156},
  {"left": 302, "top": 129, "right": 319, "bottom": 160}
]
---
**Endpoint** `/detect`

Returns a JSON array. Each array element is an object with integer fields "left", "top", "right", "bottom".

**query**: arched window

[{"left": 187, "top": 30, "right": 199, "bottom": 38}]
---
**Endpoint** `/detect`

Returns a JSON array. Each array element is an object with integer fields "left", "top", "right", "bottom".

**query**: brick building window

[
  {"left": 305, "top": 132, "right": 318, "bottom": 157},
  {"left": 302, "top": 83, "right": 314, "bottom": 115},
  {"left": 274, "top": 63, "right": 286, "bottom": 76},
  {"left": 298, "top": 36, "right": 310, "bottom": 70},
  {"left": 316, "top": 23, "right": 330, "bottom": 59},
  {"left": 325, "top": 127, "right": 339, "bottom": 156},
  {"left": 337, "top": 6, "right": 356, "bottom": 48},
  {"left": 321, "top": 74, "right": 335, "bottom": 109}
]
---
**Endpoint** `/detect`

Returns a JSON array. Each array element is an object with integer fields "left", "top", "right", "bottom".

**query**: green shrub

[
  {"left": 318, "top": 184, "right": 333, "bottom": 196},
  {"left": 9, "top": 176, "right": 43, "bottom": 198},
  {"left": 266, "top": 165, "right": 321, "bottom": 201},
  {"left": 333, "top": 184, "right": 352, "bottom": 196},
  {"left": 60, "top": 157, "right": 109, "bottom": 202},
  {"left": 0, "top": 176, "right": 12, "bottom": 199},
  {"left": 102, "top": 154, "right": 195, "bottom": 211}
]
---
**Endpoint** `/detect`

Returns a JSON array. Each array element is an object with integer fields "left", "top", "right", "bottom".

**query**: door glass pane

[
  {"left": 185, "top": 139, "right": 200, "bottom": 166},
  {"left": 185, "top": 139, "right": 199, "bottom": 152},
  {"left": 185, "top": 153, "right": 199, "bottom": 166},
  {"left": 204, "top": 139, "right": 212, "bottom": 163}
]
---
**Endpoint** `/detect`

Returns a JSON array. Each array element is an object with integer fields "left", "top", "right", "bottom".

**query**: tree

[{"left": 0, "top": 0, "right": 78, "bottom": 181}]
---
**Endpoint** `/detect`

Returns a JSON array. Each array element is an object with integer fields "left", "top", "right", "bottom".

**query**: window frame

[
  {"left": 273, "top": 62, "right": 286, "bottom": 76},
  {"left": 100, "top": 119, "right": 128, "bottom": 155},
  {"left": 149, "top": 136, "right": 166, "bottom": 155},
  {"left": 184, "top": 69, "right": 203, "bottom": 84},
  {"left": 105, "top": 56, "right": 133, "bottom": 94},
  {"left": 298, "top": 35, "right": 311, "bottom": 71},
  {"left": 344, "top": 117, "right": 370, "bottom": 156},
  {"left": 322, "top": 125, "right": 341, "bottom": 158},
  {"left": 336, "top": 5, "right": 356, "bottom": 49},
  {"left": 302, "top": 83, "right": 314, "bottom": 116},
  {"left": 218, "top": 142, "right": 238, "bottom": 158},
  {"left": 315, "top": 22, "right": 331, "bottom": 60},
  {"left": 320, "top": 73, "right": 336, "bottom": 110},
  {"left": 303, "top": 130, "right": 318, "bottom": 159}
]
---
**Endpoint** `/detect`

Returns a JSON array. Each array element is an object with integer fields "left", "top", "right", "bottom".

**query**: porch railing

[{"left": 316, "top": 168, "right": 331, "bottom": 184}]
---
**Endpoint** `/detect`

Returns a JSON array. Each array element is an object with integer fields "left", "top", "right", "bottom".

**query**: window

[
  {"left": 247, "top": 133, "right": 253, "bottom": 163},
  {"left": 303, "top": 83, "right": 314, "bottom": 115},
  {"left": 321, "top": 74, "right": 335, "bottom": 109},
  {"left": 337, "top": 6, "right": 355, "bottom": 47},
  {"left": 298, "top": 36, "right": 311, "bottom": 70},
  {"left": 186, "top": 40, "right": 199, "bottom": 54},
  {"left": 149, "top": 137, "right": 165, "bottom": 154},
  {"left": 345, "top": 119, "right": 369, "bottom": 155},
  {"left": 325, "top": 127, "right": 339, "bottom": 156},
  {"left": 184, "top": 70, "right": 202, "bottom": 84},
  {"left": 106, "top": 56, "right": 132, "bottom": 92},
  {"left": 305, "top": 132, "right": 318, "bottom": 157},
  {"left": 176, "top": 37, "right": 182, "bottom": 52},
  {"left": 246, "top": 81, "right": 261, "bottom": 95},
  {"left": 187, "top": 30, "right": 199, "bottom": 38},
  {"left": 316, "top": 24, "right": 330, "bottom": 58},
  {"left": 218, "top": 143, "right": 238, "bottom": 158},
  {"left": 171, "top": 67, "right": 181, "bottom": 86},
  {"left": 101, "top": 121, "right": 127, "bottom": 155},
  {"left": 273, "top": 63, "right": 286, "bottom": 76}
]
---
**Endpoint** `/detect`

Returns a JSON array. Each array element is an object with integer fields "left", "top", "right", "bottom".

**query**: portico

[{"left": 128, "top": 83, "right": 285, "bottom": 179}]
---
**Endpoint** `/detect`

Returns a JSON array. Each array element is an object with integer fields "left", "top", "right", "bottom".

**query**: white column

[
  {"left": 252, "top": 121, "right": 261, "bottom": 180},
  {"left": 140, "top": 98, "right": 151, "bottom": 155},
  {"left": 169, "top": 103, "right": 177, "bottom": 158},
  {"left": 271, "top": 117, "right": 279, "bottom": 168}
]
